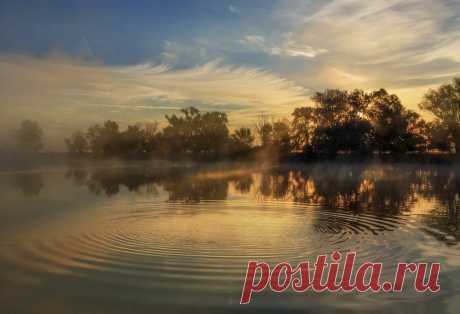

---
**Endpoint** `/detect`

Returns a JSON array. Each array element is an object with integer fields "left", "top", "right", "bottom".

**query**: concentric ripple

[
  {"left": 1, "top": 200, "right": 419, "bottom": 288},
  {"left": 3, "top": 165, "right": 460, "bottom": 313}
]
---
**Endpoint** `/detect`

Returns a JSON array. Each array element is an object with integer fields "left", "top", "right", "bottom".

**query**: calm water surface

[{"left": 0, "top": 162, "right": 459, "bottom": 313}]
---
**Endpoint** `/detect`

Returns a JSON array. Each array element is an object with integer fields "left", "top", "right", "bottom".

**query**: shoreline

[{"left": 0, "top": 151, "right": 459, "bottom": 173}]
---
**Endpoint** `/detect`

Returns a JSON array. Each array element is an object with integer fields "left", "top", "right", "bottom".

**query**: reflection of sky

[
  {"left": 2, "top": 163, "right": 459, "bottom": 241},
  {"left": 1, "top": 164, "right": 460, "bottom": 313},
  {"left": 1, "top": 1, "right": 460, "bottom": 149}
]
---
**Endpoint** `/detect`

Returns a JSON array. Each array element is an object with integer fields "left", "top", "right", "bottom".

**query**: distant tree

[
  {"left": 119, "top": 124, "right": 148, "bottom": 158},
  {"left": 425, "top": 121, "right": 451, "bottom": 152},
  {"left": 86, "top": 120, "right": 120, "bottom": 156},
  {"left": 196, "top": 110, "right": 229, "bottom": 159},
  {"left": 67, "top": 120, "right": 161, "bottom": 159},
  {"left": 312, "top": 120, "right": 374, "bottom": 156},
  {"left": 65, "top": 131, "right": 89, "bottom": 155},
  {"left": 230, "top": 127, "right": 254, "bottom": 156},
  {"left": 162, "top": 107, "right": 198, "bottom": 158},
  {"left": 291, "top": 107, "right": 316, "bottom": 152},
  {"left": 14, "top": 120, "right": 44, "bottom": 152},
  {"left": 163, "top": 107, "right": 229, "bottom": 160},
  {"left": 368, "top": 89, "right": 426, "bottom": 153},
  {"left": 310, "top": 89, "right": 370, "bottom": 126},
  {"left": 255, "top": 114, "right": 273, "bottom": 147},
  {"left": 144, "top": 122, "right": 160, "bottom": 156},
  {"left": 420, "top": 78, "right": 460, "bottom": 154},
  {"left": 272, "top": 120, "right": 292, "bottom": 155},
  {"left": 293, "top": 89, "right": 373, "bottom": 155}
]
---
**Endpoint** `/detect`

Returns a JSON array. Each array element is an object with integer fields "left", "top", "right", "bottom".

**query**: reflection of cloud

[{"left": 0, "top": 54, "right": 308, "bottom": 150}]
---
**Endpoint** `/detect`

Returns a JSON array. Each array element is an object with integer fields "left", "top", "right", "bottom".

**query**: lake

[{"left": 0, "top": 162, "right": 459, "bottom": 313}]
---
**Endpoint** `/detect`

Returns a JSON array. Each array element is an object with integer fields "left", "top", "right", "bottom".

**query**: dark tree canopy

[
  {"left": 86, "top": 120, "right": 121, "bottom": 157},
  {"left": 368, "top": 89, "right": 426, "bottom": 153},
  {"left": 310, "top": 89, "right": 370, "bottom": 126},
  {"left": 65, "top": 131, "right": 89, "bottom": 155},
  {"left": 312, "top": 120, "right": 374, "bottom": 156},
  {"left": 14, "top": 120, "right": 44, "bottom": 152},
  {"left": 58, "top": 77, "right": 460, "bottom": 160},
  {"left": 420, "top": 78, "right": 460, "bottom": 154},
  {"left": 291, "top": 107, "right": 316, "bottom": 152},
  {"left": 255, "top": 114, "right": 274, "bottom": 148},
  {"left": 291, "top": 88, "right": 429, "bottom": 155},
  {"left": 272, "top": 120, "right": 292, "bottom": 155},
  {"left": 230, "top": 127, "right": 255, "bottom": 156},
  {"left": 293, "top": 89, "right": 373, "bottom": 155},
  {"left": 163, "top": 107, "right": 229, "bottom": 160}
]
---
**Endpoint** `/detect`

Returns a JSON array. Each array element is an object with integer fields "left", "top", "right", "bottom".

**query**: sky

[{"left": 1, "top": 0, "right": 460, "bottom": 150}]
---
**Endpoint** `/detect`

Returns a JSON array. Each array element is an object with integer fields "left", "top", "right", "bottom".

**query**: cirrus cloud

[{"left": 0, "top": 53, "right": 309, "bottom": 150}]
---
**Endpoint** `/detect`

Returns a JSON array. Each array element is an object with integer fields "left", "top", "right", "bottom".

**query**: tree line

[{"left": 13, "top": 78, "right": 460, "bottom": 160}]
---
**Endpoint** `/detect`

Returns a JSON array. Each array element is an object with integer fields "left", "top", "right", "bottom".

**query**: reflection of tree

[
  {"left": 64, "top": 166, "right": 238, "bottom": 201},
  {"left": 233, "top": 176, "right": 253, "bottom": 194},
  {"left": 254, "top": 164, "right": 421, "bottom": 215},
  {"left": 308, "top": 164, "right": 367, "bottom": 212},
  {"left": 86, "top": 169, "right": 161, "bottom": 196},
  {"left": 255, "top": 164, "right": 459, "bottom": 242},
  {"left": 163, "top": 177, "right": 228, "bottom": 203},
  {"left": 65, "top": 167, "right": 160, "bottom": 196},
  {"left": 259, "top": 169, "right": 291, "bottom": 199},
  {"left": 418, "top": 167, "right": 460, "bottom": 241},
  {"left": 11, "top": 173, "right": 44, "bottom": 197},
  {"left": 64, "top": 168, "right": 88, "bottom": 186},
  {"left": 62, "top": 164, "right": 460, "bottom": 242},
  {"left": 368, "top": 167, "right": 419, "bottom": 215}
]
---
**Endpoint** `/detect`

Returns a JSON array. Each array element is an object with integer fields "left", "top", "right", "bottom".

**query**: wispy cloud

[
  {"left": 276, "top": 0, "right": 460, "bottom": 83},
  {"left": 263, "top": 0, "right": 460, "bottom": 108},
  {"left": 0, "top": 54, "right": 309, "bottom": 149},
  {"left": 1, "top": 1, "right": 459, "bottom": 149},
  {"left": 228, "top": 5, "right": 240, "bottom": 15},
  {"left": 240, "top": 33, "right": 327, "bottom": 59}
]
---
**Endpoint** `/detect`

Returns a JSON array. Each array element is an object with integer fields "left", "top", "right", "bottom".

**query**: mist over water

[{"left": 0, "top": 162, "right": 459, "bottom": 313}]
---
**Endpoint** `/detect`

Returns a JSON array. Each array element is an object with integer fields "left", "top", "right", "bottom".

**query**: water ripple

[{"left": 1, "top": 200, "right": 420, "bottom": 284}]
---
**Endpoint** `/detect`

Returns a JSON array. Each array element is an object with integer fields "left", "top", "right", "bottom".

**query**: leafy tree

[
  {"left": 163, "top": 107, "right": 229, "bottom": 160},
  {"left": 255, "top": 116, "right": 292, "bottom": 156},
  {"left": 255, "top": 114, "right": 273, "bottom": 147},
  {"left": 420, "top": 78, "right": 460, "bottom": 154},
  {"left": 86, "top": 120, "right": 120, "bottom": 156},
  {"left": 368, "top": 89, "right": 426, "bottom": 153},
  {"left": 293, "top": 89, "right": 373, "bottom": 155},
  {"left": 312, "top": 120, "right": 374, "bottom": 156},
  {"left": 144, "top": 122, "right": 160, "bottom": 156},
  {"left": 230, "top": 127, "right": 254, "bottom": 156},
  {"left": 119, "top": 124, "right": 148, "bottom": 158},
  {"left": 310, "top": 89, "right": 370, "bottom": 126},
  {"left": 14, "top": 120, "right": 44, "bottom": 152},
  {"left": 425, "top": 121, "right": 451, "bottom": 152},
  {"left": 291, "top": 107, "right": 316, "bottom": 152},
  {"left": 272, "top": 120, "right": 291, "bottom": 155},
  {"left": 65, "top": 131, "right": 89, "bottom": 155}
]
